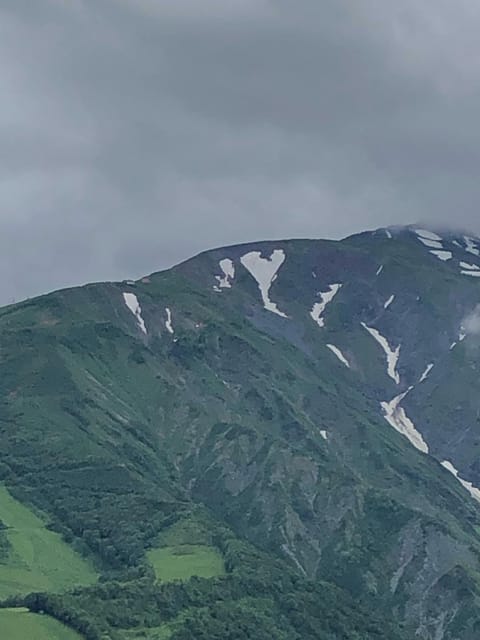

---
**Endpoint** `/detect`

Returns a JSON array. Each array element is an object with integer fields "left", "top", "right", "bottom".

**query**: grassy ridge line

[{"left": 0, "top": 485, "right": 97, "bottom": 598}]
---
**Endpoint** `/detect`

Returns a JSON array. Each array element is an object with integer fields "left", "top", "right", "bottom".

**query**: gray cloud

[
  {"left": 464, "top": 305, "right": 480, "bottom": 336},
  {"left": 1, "top": 0, "right": 480, "bottom": 304}
]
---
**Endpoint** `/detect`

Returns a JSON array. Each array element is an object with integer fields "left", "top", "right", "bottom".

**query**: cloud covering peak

[{"left": 1, "top": 0, "right": 480, "bottom": 304}]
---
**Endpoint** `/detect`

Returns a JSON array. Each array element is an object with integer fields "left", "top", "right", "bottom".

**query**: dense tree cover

[
  {"left": 4, "top": 572, "right": 405, "bottom": 640},
  {"left": 0, "top": 469, "right": 186, "bottom": 570},
  {"left": 1, "top": 523, "right": 406, "bottom": 640},
  {"left": 0, "top": 521, "right": 9, "bottom": 562}
]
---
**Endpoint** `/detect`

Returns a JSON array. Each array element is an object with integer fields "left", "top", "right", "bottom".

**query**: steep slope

[{"left": 1, "top": 225, "right": 480, "bottom": 639}]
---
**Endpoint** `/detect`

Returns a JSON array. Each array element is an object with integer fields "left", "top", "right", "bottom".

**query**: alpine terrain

[{"left": 2, "top": 224, "right": 480, "bottom": 640}]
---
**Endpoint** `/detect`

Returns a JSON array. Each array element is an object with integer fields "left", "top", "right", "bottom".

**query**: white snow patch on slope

[
  {"left": 415, "top": 229, "right": 442, "bottom": 242},
  {"left": 240, "top": 250, "right": 288, "bottom": 317},
  {"left": 385, "top": 230, "right": 392, "bottom": 239},
  {"left": 381, "top": 389, "right": 429, "bottom": 453},
  {"left": 460, "top": 261, "right": 480, "bottom": 270},
  {"left": 310, "top": 284, "right": 342, "bottom": 328},
  {"left": 123, "top": 293, "right": 147, "bottom": 334},
  {"left": 430, "top": 250, "right": 452, "bottom": 261},
  {"left": 320, "top": 430, "right": 328, "bottom": 441},
  {"left": 326, "top": 344, "right": 350, "bottom": 368},
  {"left": 361, "top": 323, "right": 400, "bottom": 384},
  {"left": 419, "top": 364, "right": 434, "bottom": 383},
  {"left": 461, "top": 270, "right": 480, "bottom": 277},
  {"left": 441, "top": 461, "right": 480, "bottom": 502},
  {"left": 384, "top": 295, "right": 395, "bottom": 309},
  {"left": 215, "top": 258, "right": 235, "bottom": 289},
  {"left": 165, "top": 307, "right": 174, "bottom": 334},
  {"left": 376, "top": 265, "right": 384, "bottom": 276},
  {"left": 413, "top": 228, "right": 453, "bottom": 261},
  {"left": 465, "top": 236, "right": 480, "bottom": 256},
  {"left": 417, "top": 237, "right": 443, "bottom": 249}
]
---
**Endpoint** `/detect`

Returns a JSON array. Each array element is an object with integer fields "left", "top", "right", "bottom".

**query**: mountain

[{"left": 1, "top": 224, "right": 480, "bottom": 639}]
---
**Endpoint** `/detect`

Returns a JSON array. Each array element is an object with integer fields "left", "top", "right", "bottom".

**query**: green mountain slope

[
  {"left": 2, "top": 226, "right": 480, "bottom": 639},
  {"left": 0, "top": 485, "right": 97, "bottom": 598},
  {"left": 0, "top": 607, "right": 84, "bottom": 640}
]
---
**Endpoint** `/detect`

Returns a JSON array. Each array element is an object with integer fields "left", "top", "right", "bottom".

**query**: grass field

[
  {"left": 0, "top": 485, "right": 97, "bottom": 599},
  {"left": 147, "top": 544, "right": 225, "bottom": 583},
  {"left": 0, "top": 607, "right": 83, "bottom": 640}
]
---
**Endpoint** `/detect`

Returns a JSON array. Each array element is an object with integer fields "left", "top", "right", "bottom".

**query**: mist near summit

[{"left": 464, "top": 305, "right": 480, "bottom": 337}]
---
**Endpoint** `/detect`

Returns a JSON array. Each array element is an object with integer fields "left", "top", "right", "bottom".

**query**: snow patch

[
  {"left": 165, "top": 308, "right": 174, "bottom": 334},
  {"left": 361, "top": 323, "right": 400, "bottom": 384},
  {"left": 460, "top": 261, "right": 480, "bottom": 271},
  {"left": 461, "top": 270, "right": 480, "bottom": 277},
  {"left": 376, "top": 265, "right": 384, "bottom": 276},
  {"left": 381, "top": 389, "right": 429, "bottom": 453},
  {"left": 415, "top": 229, "right": 442, "bottom": 242},
  {"left": 215, "top": 258, "right": 235, "bottom": 289},
  {"left": 123, "top": 293, "right": 147, "bottom": 334},
  {"left": 385, "top": 230, "right": 392, "bottom": 239},
  {"left": 441, "top": 461, "right": 480, "bottom": 502},
  {"left": 417, "top": 237, "right": 443, "bottom": 249},
  {"left": 430, "top": 250, "right": 452, "bottom": 261},
  {"left": 310, "top": 284, "right": 342, "bottom": 328},
  {"left": 320, "top": 430, "right": 328, "bottom": 441},
  {"left": 384, "top": 294, "right": 395, "bottom": 309},
  {"left": 464, "top": 236, "right": 480, "bottom": 256},
  {"left": 240, "top": 249, "right": 288, "bottom": 317},
  {"left": 326, "top": 344, "right": 350, "bottom": 368},
  {"left": 419, "top": 363, "right": 434, "bottom": 383}
]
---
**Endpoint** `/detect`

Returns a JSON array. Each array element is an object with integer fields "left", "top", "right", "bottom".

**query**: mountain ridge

[
  {"left": 1, "top": 224, "right": 480, "bottom": 638},
  {"left": 5, "top": 222, "right": 479, "bottom": 306}
]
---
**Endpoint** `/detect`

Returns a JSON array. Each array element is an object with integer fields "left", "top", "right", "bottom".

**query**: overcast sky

[{"left": 1, "top": 0, "right": 480, "bottom": 304}]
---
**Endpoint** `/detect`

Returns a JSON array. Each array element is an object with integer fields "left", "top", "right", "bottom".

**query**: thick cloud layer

[{"left": 1, "top": 0, "right": 480, "bottom": 304}]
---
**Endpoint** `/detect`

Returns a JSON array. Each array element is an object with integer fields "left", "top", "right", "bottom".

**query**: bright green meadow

[
  {"left": 0, "top": 485, "right": 97, "bottom": 599},
  {"left": 0, "top": 607, "right": 83, "bottom": 640}
]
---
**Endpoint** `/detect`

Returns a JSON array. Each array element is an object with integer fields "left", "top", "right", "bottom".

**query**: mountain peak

[{"left": 2, "top": 224, "right": 480, "bottom": 639}]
